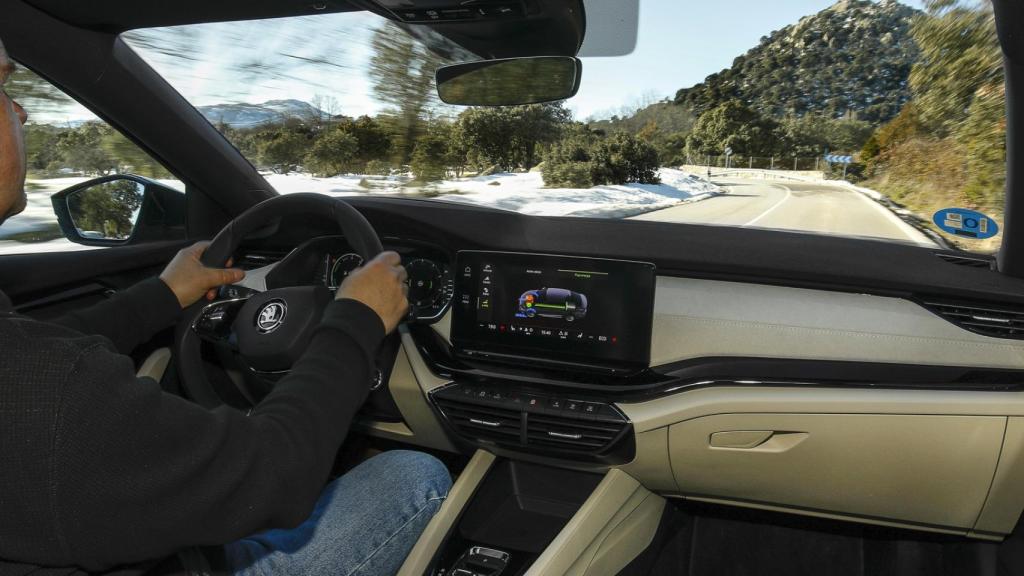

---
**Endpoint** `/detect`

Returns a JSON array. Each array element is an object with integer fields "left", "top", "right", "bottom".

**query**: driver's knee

[{"left": 357, "top": 450, "right": 452, "bottom": 505}]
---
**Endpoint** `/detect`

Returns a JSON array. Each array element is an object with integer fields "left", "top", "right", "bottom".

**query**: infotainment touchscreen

[{"left": 451, "top": 251, "right": 656, "bottom": 370}]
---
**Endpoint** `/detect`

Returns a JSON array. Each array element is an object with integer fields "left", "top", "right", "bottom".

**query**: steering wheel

[{"left": 175, "top": 193, "right": 383, "bottom": 409}]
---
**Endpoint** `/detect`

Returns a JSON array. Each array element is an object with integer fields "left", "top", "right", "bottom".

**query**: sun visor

[
  {"left": 358, "top": 0, "right": 638, "bottom": 58},
  {"left": 578, "top": 0, "right": 639, "bottom": 57}
]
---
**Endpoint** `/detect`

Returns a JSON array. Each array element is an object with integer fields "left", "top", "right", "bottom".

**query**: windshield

[{"left": 26, "top": 0, "right": 1009, "bottom": 252}]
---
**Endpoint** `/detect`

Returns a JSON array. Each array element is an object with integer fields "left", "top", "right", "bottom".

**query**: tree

[
  {"left": 542, "top": 129, "right": 661, "bottom": 188},
  {"left": 340, "top": 116, "right": 393, "bottom": 171},
  {"left": 304, "top": 128, "right": 358, "bottom": 177},
  {"left": 411, "top": 131, "right": 450, "bottom": 182},
  {"left": 685, "top": 100, "right": 780, "bottom": 158},
  {"left": 369, "top": 22, "right": 445, "bottom": 163},
  {"left": 456, "top": 103, "right": 571, "bottom": 171},
  {"left": 67, "top": 179, "right": 144, "bottom": 239},
  {"left": 256, "top": 130, "right": 308, "bottom": 174},
  {"left": 56, "top": 124, "right": 118, "bottom": 175},
  {"left": 909, "top": 0, "right": 1002, "bottom": 136}
]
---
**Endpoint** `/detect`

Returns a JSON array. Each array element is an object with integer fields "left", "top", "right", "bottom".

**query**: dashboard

[
  {"left": 224, "top": 218, "right": 1024, "bottom": 540},
  {"left": 251, "top": 235, "right": 456, "bottom": 322},
  {"left": 213, "top": 199, "right": 1024, "bottom": 542}
]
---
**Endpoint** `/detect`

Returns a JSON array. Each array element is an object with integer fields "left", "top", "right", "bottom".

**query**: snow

[
  {"left": 266, "top": 168, "right": 722, "bottom": 219},
  {"left": 0, "top": 170, "right": 718, "bottom": 255},
  {"left": 431, "top": 169, "right": 721, "bottom": 218}
]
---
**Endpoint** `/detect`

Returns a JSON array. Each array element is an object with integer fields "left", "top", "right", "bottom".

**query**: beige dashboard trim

[
  {"left": 357, "top": 329, "right": 456, "bottom": 452},
  {"left": 136, "top": 347, "right": 172, "bottom": 381},
  {"left": 398, "top": 450, "right": 496, "bottom": 576},
  {"left": 651, "top": 277, "right": 1024, "bottom": 369},
  {"left": 618, "top": 386, "right": 1024, "bottom": 434},
  {"left": 526, "top": 469, "right": 664, "bottom": 576}
]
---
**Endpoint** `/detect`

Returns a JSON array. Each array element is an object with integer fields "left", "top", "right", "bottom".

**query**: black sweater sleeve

[
  {"left": 50, "top": 277, "right": 183, "bottom": 354},
  {"left": 49, "top": 299, "right": 384, "bottom": 571}
]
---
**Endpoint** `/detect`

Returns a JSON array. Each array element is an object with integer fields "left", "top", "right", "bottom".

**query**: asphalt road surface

[{"left": 632, "top": 178, "right": 937, "bottom": 247}]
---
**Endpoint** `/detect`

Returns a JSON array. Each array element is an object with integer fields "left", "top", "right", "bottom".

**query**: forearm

[
  {"left": 53, "top": 299, "right": 385, "bottom": 570},
  {"left": 51, "top": 277, "right": 182, "bottom": 354}
]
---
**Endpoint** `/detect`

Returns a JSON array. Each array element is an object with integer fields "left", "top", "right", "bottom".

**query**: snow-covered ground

[
  {"left": 264, "top": 168, "right": 721, "bottom": 217},
  {"left": 0, "top": 170, "right": 719, "bottom": 255}
]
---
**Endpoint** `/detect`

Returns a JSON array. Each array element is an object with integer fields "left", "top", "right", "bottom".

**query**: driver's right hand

[{"left": 336, "top": 251, "right": 409, "bottom": 334}]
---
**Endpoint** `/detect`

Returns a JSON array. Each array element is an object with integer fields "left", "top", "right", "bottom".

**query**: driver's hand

[
  {"left": 337, "top": 251, "right": 409, "bottom": 334},
  {"left": 159, "top": 241, "right": 246, "bottom": 308}
]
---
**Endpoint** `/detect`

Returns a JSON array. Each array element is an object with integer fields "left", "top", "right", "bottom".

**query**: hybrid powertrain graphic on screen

[{"left": 516, "top": 288, "right": 589, "bottom": 322}]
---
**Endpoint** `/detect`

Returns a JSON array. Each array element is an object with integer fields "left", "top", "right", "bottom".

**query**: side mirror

[
  {"left": 435, "top": 56, "right": 582, "bottom": 106},
  {"left": 51, "top": 175, "right": 186, "bottom": 246}
]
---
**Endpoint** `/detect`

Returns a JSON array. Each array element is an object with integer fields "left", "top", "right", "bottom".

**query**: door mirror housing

[
  {"left": 51, "top": 175, "right": 186, "bottom": 246},
  {"left": 435, "top": 56, "right": 582, "bottom": 106}
]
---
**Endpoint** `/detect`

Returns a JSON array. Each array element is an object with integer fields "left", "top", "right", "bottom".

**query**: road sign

[
  {"left": 824, "top": 154, "right": 853, "bottom": 164},
  {"left": 724, "top": 147, "right": 733, "bottom": 156}
]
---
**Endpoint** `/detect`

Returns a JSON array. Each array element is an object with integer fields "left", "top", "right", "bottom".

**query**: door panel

[{"left": 0, "top": 240, "right": 185, "bottom": 306}]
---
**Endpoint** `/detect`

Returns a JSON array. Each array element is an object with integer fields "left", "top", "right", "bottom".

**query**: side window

[{"left": 0, "top": 64, "right": 184, "bottom": 256}]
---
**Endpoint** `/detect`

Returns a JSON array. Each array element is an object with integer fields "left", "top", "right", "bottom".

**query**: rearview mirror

[{"left": 436, "top": 56, "right": 582, "bottom": 106}]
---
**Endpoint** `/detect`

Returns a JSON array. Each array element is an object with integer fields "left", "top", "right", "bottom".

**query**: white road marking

[
  {"left": 846, "top": 185, "right": 936, "bottom": 247},
  {"left": 742, "top": 184, "right": 793, "bottom": 227}
]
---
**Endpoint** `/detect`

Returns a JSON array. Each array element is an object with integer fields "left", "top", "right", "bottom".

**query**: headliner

[{"left": 23, "top": 0, "right": 361, "bottom": 33}]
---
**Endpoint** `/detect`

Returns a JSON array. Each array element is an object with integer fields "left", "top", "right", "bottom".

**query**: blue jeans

[{"left": 225, "top": 450, "right": 452, "bottom": 576}]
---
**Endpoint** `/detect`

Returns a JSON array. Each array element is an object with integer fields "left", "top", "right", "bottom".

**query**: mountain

[
  {"left": 675, "top": 0, "right": 920, "bottom": 124},
  {"left": 198, "top": 99, "right": 327, "bottom": 128},
  {"left": 587, "top": 101, "right": 695, "bottom": 136}
]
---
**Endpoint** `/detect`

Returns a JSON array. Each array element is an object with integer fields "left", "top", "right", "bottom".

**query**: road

[{"left": 631, "top": 178, "right": 937, "bottom": 247}]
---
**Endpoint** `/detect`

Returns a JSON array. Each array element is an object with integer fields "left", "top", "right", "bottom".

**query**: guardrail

[{"left": 680, "top": 166, "right": 826, "bottom": 182}]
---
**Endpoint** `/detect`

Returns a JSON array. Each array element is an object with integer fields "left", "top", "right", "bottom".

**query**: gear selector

[{"left": 449, "top": 546, "right": 510, "bottom": 576}]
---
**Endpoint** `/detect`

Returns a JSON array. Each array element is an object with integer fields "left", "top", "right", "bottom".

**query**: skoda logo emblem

[{"left": 256, "top": 300, "right": 287, "bottom": 334}]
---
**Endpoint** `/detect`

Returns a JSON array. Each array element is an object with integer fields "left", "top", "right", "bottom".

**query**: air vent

[
  {"left": 430, "top": 384, "right": 632, "bottom": 459},
  {"left": 433, "top": 394, "right": 523, "bottom": 445},
  {"left": 921, "top": 298, "right": 1024, "bottom": 339},
  {"left": 936, "top": 253, "right": 994, "bottom": 269},
  {"left": 526, "top": 413, "right": 627, "bottom": 451}
]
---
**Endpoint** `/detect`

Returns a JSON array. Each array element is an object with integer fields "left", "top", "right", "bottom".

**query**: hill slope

[
  {"left": 675, "top": 0, "right": 919, "bottom": 124},
  {"left": 198, "top": 99, "right": 326, "bottom": 128}
]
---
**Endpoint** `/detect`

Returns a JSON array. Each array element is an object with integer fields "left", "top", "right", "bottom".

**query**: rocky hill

[{"left": 675, "top": 0, "right": 920, "bottom": 124}]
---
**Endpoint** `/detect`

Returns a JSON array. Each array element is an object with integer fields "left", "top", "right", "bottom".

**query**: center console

[
  {"left": 397, "top": 451, "right": 666, "bottom": 576},
  {"left": 396, "top": 254, "right": 666, "bottom": 574},
  {"left": 423, "top": 252, "right": 658, "bottom": 463}
]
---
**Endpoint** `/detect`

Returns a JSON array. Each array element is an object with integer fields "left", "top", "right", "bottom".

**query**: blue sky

[{"left": 39, "top": 0, "right": 925, "bottom": 124}]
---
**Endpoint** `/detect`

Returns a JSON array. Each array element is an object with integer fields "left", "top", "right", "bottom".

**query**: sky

[{"left": 26, "top": 0, "right": 925, "bottom": 125}]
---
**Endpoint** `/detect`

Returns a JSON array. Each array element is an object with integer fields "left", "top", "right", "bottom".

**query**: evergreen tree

[{"left": 369, "top": 22, "right": 445, "bottom": 164}]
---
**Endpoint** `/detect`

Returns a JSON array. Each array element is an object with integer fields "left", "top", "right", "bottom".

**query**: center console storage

[
  {"left": 434, "top": 460, "right": 603, "bottom": 575},
  {"left": 400, "top": 452, "right": 665, "bottom": 576}
]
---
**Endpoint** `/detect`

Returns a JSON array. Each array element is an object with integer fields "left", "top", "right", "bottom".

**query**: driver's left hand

[{"left": 160, "top": 241, "right": 246, "bottom": 308}]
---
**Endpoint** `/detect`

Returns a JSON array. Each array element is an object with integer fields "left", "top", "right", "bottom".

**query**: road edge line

[{"left": 742, "top": 184, "right": 793, "bottom": 227}]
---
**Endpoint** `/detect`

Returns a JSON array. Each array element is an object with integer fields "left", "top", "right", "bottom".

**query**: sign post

[
  {"left": 724, "top": 146, "right": 733, "bottom": 169},
  {"left": 824, "top": 154, "right": 854, "bottom": 180}
]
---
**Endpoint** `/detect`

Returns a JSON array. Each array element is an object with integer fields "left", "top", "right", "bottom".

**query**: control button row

[{"left": 441, "top": 384, "right": 623, "bottom": 422}]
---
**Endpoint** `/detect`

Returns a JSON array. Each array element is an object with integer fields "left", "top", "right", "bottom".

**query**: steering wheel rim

[{"left": 175, "top": 193, "right": 383, "bottom": 409}]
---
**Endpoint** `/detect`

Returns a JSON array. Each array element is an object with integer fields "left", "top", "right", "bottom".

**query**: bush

[
  {"left": 365, "top": 159, "right": 392, "bottom": 176},
  {"left": 305, "top": 128, "right": 358, "bottom": 177},
  {"left": 542, "top": 131, "right": 660, "bottom": 188},
  {"left": 410, "top": 132, "right": 450, "bottom": 182}
]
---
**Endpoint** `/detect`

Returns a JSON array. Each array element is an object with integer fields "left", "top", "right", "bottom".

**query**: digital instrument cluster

[{"left": 322, "top": 243, "right": 454, "bottom": 321}]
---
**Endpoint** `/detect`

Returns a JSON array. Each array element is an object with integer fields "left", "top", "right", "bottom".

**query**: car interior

[{"left": 3, "top": 0, "right": 1024, "bottom": 574}]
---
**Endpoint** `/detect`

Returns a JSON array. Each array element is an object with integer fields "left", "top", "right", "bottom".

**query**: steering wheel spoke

[{"left": 192, "top": 297, "right": 249, "bottom": 348}]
